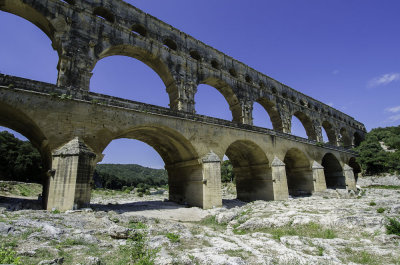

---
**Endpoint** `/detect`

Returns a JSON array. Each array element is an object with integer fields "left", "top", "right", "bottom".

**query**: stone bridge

[{"left": 0, "top": 0, "right": 366, "bottom": 211}]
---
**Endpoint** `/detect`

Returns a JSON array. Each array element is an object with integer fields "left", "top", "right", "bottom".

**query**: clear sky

[{"left": 1, "top": 0, "right": 399, "bottom": 168}]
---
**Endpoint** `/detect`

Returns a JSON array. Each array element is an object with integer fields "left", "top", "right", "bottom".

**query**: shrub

[
  {"left": 377, "top": 207, "right": 385, "bottom": 213},
  {"left": 385, "top": 217, "right": 400, "bottom": 236},
  {"left": 166, "top": 232, "right": 180, "bottom": 243},
  {"left": 369, "top": 201, "right": 376, "bottom": 206},
  {"left": 0, "top": 245, "right": 21, "bottom": 265}
]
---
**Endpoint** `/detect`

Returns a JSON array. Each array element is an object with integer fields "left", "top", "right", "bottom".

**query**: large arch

[
  {"left": 349, "top": 157, "right": 361, "bottom": 183},
  {"left": 225, "top": 140, "right": 272, "bottom": 201},
  {"left": 198, "top": 77, "right": 241, "bottom": 122},
  {"left": 93, "top": 45, "right": 177, "bottom": 109},
  {"left": 322, "top": 153, "right": 345, "bottom": 189},
  {"left": 284, "top": 148, "right": 313, "bottom": 196},
  {"left": 255, "top": 98, "right": 283, "bottom": 131},
  {"left": 102, "top": 125, "right": 201, "bottom": 206},
  {"left": 0, "top": 0, "right": 56, "bottom": 42},
  {"left": 292, "top": 111, "right": 317, "bottom": 140},
  {"left": 322, "top": 121, "right": 337, "bottom": 145}
]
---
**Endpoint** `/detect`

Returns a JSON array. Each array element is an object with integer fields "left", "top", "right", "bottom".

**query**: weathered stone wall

[{"left": 0, "top": 0, "right": 366, "bottom": 145}]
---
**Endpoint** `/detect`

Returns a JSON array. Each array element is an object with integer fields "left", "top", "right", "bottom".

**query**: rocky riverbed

[{"left": 0, "top": 177, "right": 400, "bottom": 265}]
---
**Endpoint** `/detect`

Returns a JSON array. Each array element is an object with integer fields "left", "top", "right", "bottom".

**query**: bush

[
  {"left": 166, "top": 232, "right": 180, "bottom": 243},
  {"left": 369, "top": 201, "right": 376, "bottom": 206},
  {"left": 0, "top": 245, "right": 21, "bottom": 265},
  {"left": 376, "top": 207, "right": 385, "bottom": 213},
  {"left": 385, "top": 217, "right": 400, "bottom": 236}
]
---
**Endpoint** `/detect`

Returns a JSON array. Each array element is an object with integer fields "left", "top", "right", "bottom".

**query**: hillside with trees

[{"left": 356, "top": 125, "right": 400, "bottom": 175}]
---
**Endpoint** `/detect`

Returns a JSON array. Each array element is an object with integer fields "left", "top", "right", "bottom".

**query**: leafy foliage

[
  {"left": 221, "top": 160, "right": 234, "bottom": 183},
  {"left": 356, "top": 126, "right": 400, "bottom": 175},
  {"left": 0, "top": 244, "right": 21, "bottom": 265},
  {"left": 94, "top": 164, "right": 168, "bottom": 190},
  {"left": 0, "top": 131, "right": 43, "bottom": 183},
  {"left": 385, "top": 217, "right": 400, "bottom": 236}
]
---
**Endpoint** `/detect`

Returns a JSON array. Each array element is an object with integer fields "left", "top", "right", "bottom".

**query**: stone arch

[
  {"left": 103, "top": 125, "right": 201, "bottom": 206},
  {"left": 349, "top": 157, "right": 361, "bottom": 182},
  {"left": 198, "top": 77, "right": 241, "bottom": 122},
  {"left": 340, "top": 127, "right": 352, "bottom": 147},
  {"left": 322, "top": 121, "right": 337, "bottom": 145},
  {"left": 255, "top": 97, "right": 283, "bottom": 131},
  {"left": 322, "top": 153, "right": 345, "bottom": 189},
  {"left": 225, "top": 140, "right": 272, "bottom": 201},
  {"left": 292, "top": 111, "right": 317, "bottom": 140},
  {"left": 93, "top": 45, "right": 177, "bottom": 109},
  {"left": 284, "top": 148, "right": 313, "bottom": 196},
  {"left": 353, "top": 132, "right": 363, "bottom": 147},
  {"left": 0, "top": 0, "right": 56, "bottom": 43}
]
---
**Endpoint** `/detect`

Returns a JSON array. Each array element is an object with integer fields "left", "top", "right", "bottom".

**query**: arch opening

[
  {"left": 284, "top": 148, "right": 313, "bottom": 196},
  {"left": 91, "top": 45, "right": 176, "bottom": 107},
  {"left": 96, "top": 126, "right": 201, "bottom": 207},
  {"left": 196, "top": 77, "right": 241, "bottom": 122},
  {"left": 93, "top": 7, "right": 115, "bottom": 23},
  {"left": 0, "top": 6, "right": 59, "bottom": 83},
  {"left": 322, "top": 121, "right": 337, "bottom": 145},
  {"left": 292, "top": 112, "right": 317, "bottom": 140},
  {"left": 322, "top": 153, "right": 345, "bottom": 189},
  {"left": 225, "top": 140, "right": 272, "bottom": 202},
  {"left": 252, "top": 101, "right": 274, "bottom": 129},
  {"left": 349, "top": 157, "right": 361, "bottom": 183},
  {"left": 256, "top": 98, "right": 283, "bottom": 131}
]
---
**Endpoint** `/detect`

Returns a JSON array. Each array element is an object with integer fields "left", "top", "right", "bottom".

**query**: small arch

[
  {"left": 299, "top": 99, "right": 306, "bottom": 106},
  {"left": 339, "top": 127, "right": 352, "bottom": 147},
  {"left": 282, "top": 92, "right": 288, "bottom": 99},
  {"left": 291, "top": 96, "right": 297, "bottom": 102},
  {"left": 284, "top": 148, "right": 313, "bottom": 196},
  {"left": 256, "top": 98, "right": 284, "bottom": 131},
  {"left": 314, "top": 106, "right": 319, "bottom": 111},
  {"left": 189, "top": 50, "right": 201, "bottom": 61},
  {"left": 245, "top": 74, "right": 252, "bottom": 83},
  {"left": 131, "top": 24, "right": 147, "bottom": 37},
  {"left": 163, "top": 38, "right": 177, "bottom": 51},
  {"left": 271, "top": 87, "right": 277, "bottom": 94},
  {"left": 322, "top": 121, "right": 337, "bottom": 144},
  {"left": 93, "top": 7, "right": 115, "bottom": 23},
  {"left": 349, "top": 157, "right": 361, "bottom": 182},
  {"left": 322, "top": 153, "right": 345, "bottom": 189},
  {"left": 307, "top": 103, "right": 312, "bottom": 109},
  {"left": 197, "top": 77, "right": 241, "bottom": 122},
  {"left": 229, "top": 68, "right": 238, "bottom": 77},
  {"left": 211, "top": 59, "right": 220, "bottom": 69},
  {"left": 259, "top": 81, "right": 265, "bottom": 89},
  {"left": 292, "top": 111, "right": 317, "bottom": 140},
  {"left": 353, "top": 132, "right": 363, "bottom": 147},
  {"left": 225, "top": 140, "right": 272, "bottom": 202}
]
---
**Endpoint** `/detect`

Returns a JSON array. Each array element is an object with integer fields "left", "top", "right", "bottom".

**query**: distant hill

[
  {"left": 94, "top": 164, "right": 168, "bottom": 189},
  {"left": 356, "top": 125, "right": 400, "bottom": 175}
]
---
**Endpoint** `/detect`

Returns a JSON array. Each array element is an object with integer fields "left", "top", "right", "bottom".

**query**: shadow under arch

[
  {"left": 0, "top": 0, "right": 56, "bottom": 42},
  {"left": 198, "top": 77, "right": 241, "bottom": 122},
  {"left": 340, "top": 127, "right": 352, "bottom": 147},
  {"left": 353, "top": 132, "right": 363, "bottom": 147},
  {"left": 292, "top": 111, "right": 317, "bottom": 140},
  {"left": 102, "top": 125, "right": 202, "bottom": 206},
  {"left": 94, "top": 45, "right": 178, "bottom": 109},
  {"left": 322, "top": 153, "right": 345, "bottom": 189},
  {"left": 256, "top": 97, "right": 283, "bottom": 131},
  {"left": 225, "top": 140, "right": 272, "bottom": 201},
  {"left": 349, "top": 157, "right": 361, "bottom": 182},
  {"left": 0, "top": 102, "right": 51, "bottom": 208},
  {"left": 284, "top": 148, "right": 313, "bottom": 196},
  {"left": 322, "top": 121, "right": 337, "bottom": 145}
]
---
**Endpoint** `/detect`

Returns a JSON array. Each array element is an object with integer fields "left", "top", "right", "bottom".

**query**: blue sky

[{"left": 1, "top": 0, "right": 399, "bottom": 168}]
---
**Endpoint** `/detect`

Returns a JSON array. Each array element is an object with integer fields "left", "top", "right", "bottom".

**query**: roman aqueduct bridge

[{"left": 0, "top": 0, "right": 366, "bottom": 211}]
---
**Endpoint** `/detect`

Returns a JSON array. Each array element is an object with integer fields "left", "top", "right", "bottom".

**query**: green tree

[{"left": 221, "top": 160, "right": 234, "bottom": 183}]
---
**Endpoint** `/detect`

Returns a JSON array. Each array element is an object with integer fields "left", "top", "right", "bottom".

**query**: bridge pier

[
  {"left": 46, "top": 138, "right": 96, "bottom": 211},
  {"left": 312, "top": 161, "right": 327, "bottom": 192},
  {"left": 166, "top": 152, "right": 222, "bottom": 209},
  {"left": 343, "top": 164, "right": 357, "bottom": 191},
  {"left": 271, "top": 157, "right": 289, "bottom": 200}
]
